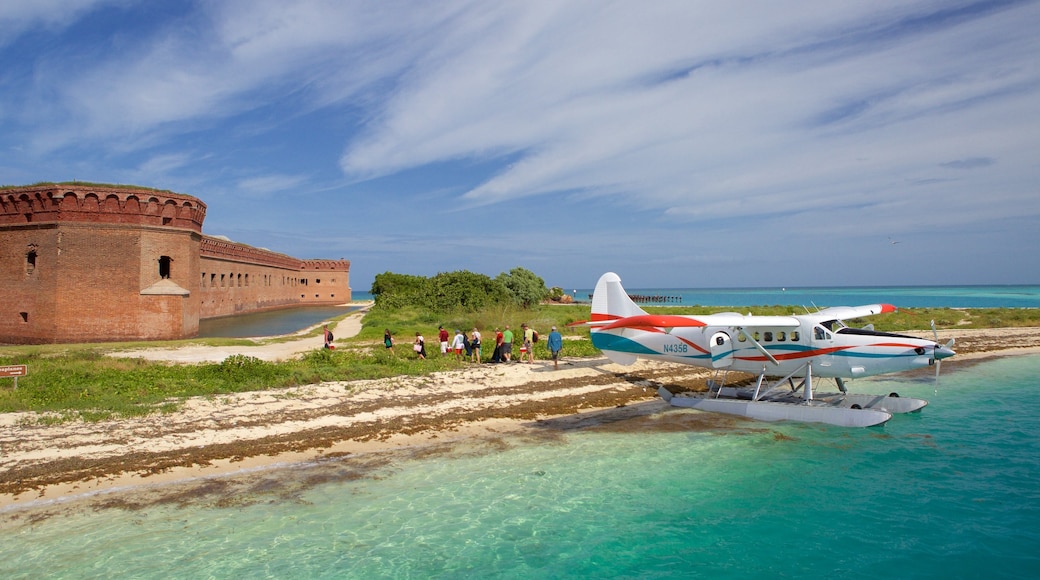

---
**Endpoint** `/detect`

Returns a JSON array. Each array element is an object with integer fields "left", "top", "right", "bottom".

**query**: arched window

[
  {"left": 158, "top": 256, "right": 172, "bottom": 279},
  {"left": 26, "top": 247, "right": 37, "bottom": 275}
]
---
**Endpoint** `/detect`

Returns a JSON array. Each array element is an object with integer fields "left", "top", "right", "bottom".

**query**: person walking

[
  {"left": 522, "top": 323, "right": 535, "bottom": 363},
  {"left": 323, "top": 324, "right": 333, "bottom": 349},
  {"left": 470, "top": 327, "right": 482, "bottom": 363},
  {"left": 547, "top": 326, "right": 563, "bottom": 369},
  {"left": 413, "top": 332, "right": 427, "bottom": 359},
  {"left": 384, "top": 329, "right": 395, "bottom": 355},
  {"left": 491, "top": 327, "right": 504, "bottom": 363},
  {"left": 502, "top": 325, "right": 514, "bottom": 362},
  {"left": 451, "top": 329, "right": 465, "bottom": 361},
  {"left": 438, "top": 325, "right": 450, "bottom": 356}
]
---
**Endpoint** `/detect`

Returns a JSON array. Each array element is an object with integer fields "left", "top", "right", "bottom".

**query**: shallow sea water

[
  {"left": 2, "top": 356, "right": 1039, "bottom": 579},
  {"left": 571, "top": 284, "right": 1040, "bottom": 309}
]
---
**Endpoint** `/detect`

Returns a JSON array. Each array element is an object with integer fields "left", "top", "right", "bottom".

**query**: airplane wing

[
  {"left": 580, "top": 313, "right": 802, "bottom": 330},
  {"left": 600, "top": 314, "right": 707, "bottom": 331},
  {"left": 810, "top": 304, "right": 896, "bottom": 322}
]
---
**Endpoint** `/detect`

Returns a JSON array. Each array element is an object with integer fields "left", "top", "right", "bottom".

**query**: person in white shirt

[
  {"left": 451, "top": 329, "right": 465, "bottom": 361},
  {"left": 470, "top": 328, "right": 482, "bottom": 363}
]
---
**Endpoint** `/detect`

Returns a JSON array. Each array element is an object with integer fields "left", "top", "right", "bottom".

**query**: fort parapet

[{"left": 1, "top": 184, "right": 350, "bottom": 344}]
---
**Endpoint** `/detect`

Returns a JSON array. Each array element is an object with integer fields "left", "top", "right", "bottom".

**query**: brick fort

[{"left": 1, "top": 184, "right": 351, "bottom": 344}]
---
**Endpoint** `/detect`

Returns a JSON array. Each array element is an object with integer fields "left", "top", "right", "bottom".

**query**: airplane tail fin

[{"left": 591, "top": 272, "right": 647, "bottom": 322}]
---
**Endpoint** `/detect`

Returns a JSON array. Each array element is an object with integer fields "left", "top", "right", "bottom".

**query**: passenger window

[
  {"left": 777, "top": 331, "right": 786, "bottom": 342},
  {"left": 791, "top": 331, "right": 800, "bottom": 342},
  {"left": 737, "top": 334, "right": 747, "bottom": 342},
  {"left": 764, "top": 331, "right": 773, "bottom": 342}
]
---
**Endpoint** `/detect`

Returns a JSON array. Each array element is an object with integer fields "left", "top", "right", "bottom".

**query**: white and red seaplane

[{"left": 576, "top": 272, "right": 956, "bottom": 427}]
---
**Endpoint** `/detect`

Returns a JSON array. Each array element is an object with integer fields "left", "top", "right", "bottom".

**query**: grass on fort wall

[
  {"left": 0, "top": 304, "right": 1036, "bottom": 422},
  {"left": 0, "top": 181, "right": 175, "bottom": 192}
]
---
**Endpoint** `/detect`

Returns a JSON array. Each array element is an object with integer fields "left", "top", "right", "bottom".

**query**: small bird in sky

[{"left": 888, "top": 237, "right": 901, "bottom": 244}]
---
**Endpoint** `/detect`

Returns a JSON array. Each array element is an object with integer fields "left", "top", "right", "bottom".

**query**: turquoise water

[
  {"left": 569, "top": 285, "right": 1040, "bottom": 308},
  {"left": 197, "top": 305, "right": 361, "bottom": 338},
  {"left": 3, "top": 356, "right": 1039, "bottom": 578}
]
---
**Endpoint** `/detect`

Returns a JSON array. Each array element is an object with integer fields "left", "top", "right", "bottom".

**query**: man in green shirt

[{"left": 502, "top": 325, "right": 514, "bottom": 362}]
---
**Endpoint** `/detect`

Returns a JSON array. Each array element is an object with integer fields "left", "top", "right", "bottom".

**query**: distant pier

[{"left": 584, "top": 293, "right": 683, "bottom": 304}]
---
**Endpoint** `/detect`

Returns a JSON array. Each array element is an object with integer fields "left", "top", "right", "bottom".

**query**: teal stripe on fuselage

[
  {"left": 592, "top": 332, "right": 658, "bottom": 355},
  {"left": 829, "top": 350, "right": 920, "bottom": 359},
  {"left": 592, "top": 332, "right": 711, "bottom": 361}
]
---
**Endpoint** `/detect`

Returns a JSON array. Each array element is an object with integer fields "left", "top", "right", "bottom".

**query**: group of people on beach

[{"left": 326, "top": 323, "right": 565, "bottom": 368}]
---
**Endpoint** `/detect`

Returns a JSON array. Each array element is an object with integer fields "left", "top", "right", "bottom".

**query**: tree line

[{"left": 370, "top": 267, "right": 548, "bottom": 312}]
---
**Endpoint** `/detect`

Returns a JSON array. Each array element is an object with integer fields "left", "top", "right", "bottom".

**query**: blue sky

[{"left": 2, "top": 1, "right": 1038, "bottom": 291}]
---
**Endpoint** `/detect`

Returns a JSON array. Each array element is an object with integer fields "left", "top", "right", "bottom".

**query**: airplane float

[{"left": 574, "top": 272, "right": 956, "bottom": 427}]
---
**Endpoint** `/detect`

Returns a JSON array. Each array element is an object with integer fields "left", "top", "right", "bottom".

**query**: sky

[{"left": 2, "top": 1, "right": 1038, "bottom": 291}]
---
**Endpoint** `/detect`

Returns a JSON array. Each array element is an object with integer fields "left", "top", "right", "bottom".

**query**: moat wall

[{"left": 0, "top": 185, "right": 350, "bottom": 344}]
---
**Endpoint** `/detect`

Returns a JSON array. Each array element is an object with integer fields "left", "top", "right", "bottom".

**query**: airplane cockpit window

[{"left": 814, "top": 326, "right": 832, "bottom": 340}]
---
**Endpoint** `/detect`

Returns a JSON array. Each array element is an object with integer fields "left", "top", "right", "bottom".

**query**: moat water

[{"left": 197, "top": 305, "right": 364, "bottom": 338}]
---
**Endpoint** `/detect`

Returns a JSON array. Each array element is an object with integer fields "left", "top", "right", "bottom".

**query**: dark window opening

[
  {"left": 162, "top": 217, "right": 172, "bottom": 225},
  {"left": 20, "top": 312, "right": 29, "bottom": 323},
  {"left": 26, "top": 249, "right": 37, "bottom": 274},
  {"left": 24, "top": 213, "right": 32, "bottom": 222},
  {"left": 158, "top": 256, "right": 172, "bottom": 279}
]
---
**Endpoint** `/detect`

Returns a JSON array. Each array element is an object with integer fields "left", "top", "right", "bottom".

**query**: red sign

[{"left": 0, "top": 365, "right": 27, "bottom": 378}]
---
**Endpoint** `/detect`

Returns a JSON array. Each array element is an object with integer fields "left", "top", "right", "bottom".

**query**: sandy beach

[{"left": 3, "top": 316, "right": 1039, "bottom": 512}]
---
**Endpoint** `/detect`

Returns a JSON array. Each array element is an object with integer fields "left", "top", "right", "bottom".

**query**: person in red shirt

[{"left": 438, "top": 325, "right": 450, "bottom": 356}]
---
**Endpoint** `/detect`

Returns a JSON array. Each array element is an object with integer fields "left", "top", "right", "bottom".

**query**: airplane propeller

[{"left": 930, "top": 320, "right": 956, "bottom": 390}]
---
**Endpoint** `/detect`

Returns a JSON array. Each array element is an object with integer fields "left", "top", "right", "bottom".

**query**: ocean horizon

[
  {"left": 560, "top": 284, "right": 1040, "bottom": 309},
  {"left": 352, "top": 284, "right": 1040, "bottom": 309}
]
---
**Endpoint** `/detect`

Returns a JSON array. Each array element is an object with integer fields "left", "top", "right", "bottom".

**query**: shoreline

[{"left": 3, "top": 325, "right": 1040, "bottom": 515}]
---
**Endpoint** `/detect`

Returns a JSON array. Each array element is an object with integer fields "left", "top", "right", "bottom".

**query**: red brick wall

[
  {"left": 198, "top": 252, "right": 351, "bottom": 319},
  {"left": 0, "top": 226, "right": 60, "bottom": 343}
]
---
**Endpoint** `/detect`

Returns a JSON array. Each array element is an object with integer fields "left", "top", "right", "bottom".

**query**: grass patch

[{"left": 0, "top": 304, "right": 1035, "bottom": 420}]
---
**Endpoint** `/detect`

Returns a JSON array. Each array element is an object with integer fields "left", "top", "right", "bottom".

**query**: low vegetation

[{"left": 1, "top": 267, "right": 1037, "bottom": 422}]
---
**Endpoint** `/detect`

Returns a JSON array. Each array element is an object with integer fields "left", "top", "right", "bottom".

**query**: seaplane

[{"left": 575, "top": 273, "right": 956, "bottom": 427}]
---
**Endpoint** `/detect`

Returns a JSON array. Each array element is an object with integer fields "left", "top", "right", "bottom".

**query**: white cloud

[
  {"left": 2, "top": 0, "right": 1037, "bottom": 286},
  {"left": 0, "top": 0, "right": 122, "bottom": 45},
  {"left": 335, "top": 0, "right": 1039, "bottom": 235},
  {"left": 236, "top": 173, "right": 308, "bottom": 196}
]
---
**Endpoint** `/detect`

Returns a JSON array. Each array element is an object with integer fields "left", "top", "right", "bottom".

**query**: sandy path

[{"left": 110, "top": 306, "right": 369, "bottom": 363}]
